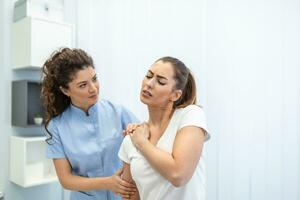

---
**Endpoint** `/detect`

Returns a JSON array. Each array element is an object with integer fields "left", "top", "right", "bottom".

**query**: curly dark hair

[{"left": 41, "top": 47, "right": 94, "bottom": 140}]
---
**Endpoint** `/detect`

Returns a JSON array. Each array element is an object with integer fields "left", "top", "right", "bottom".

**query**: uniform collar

[{"left": 70, "top": 101, "right": 99, "bottom": 117}]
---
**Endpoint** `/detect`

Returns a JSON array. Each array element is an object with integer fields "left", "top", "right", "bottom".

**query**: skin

[
  {"left": 55, "top": 66, "right": 136, "bottom": 199},
  {"left": 122, "top": 61, "right": 205, "bottom": 200}
]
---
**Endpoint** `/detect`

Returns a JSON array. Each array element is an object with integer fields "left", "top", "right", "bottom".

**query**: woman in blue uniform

[{"left": 42, "top": 48, "right": 138, "bottom": 200}]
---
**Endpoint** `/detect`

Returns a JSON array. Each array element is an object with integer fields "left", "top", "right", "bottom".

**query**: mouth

[
  {"left": 88, "top": 94, "right": 98, "bottom": 99},
  {"left": 142, "top": 90, "right": 152, "bottom": 97}
]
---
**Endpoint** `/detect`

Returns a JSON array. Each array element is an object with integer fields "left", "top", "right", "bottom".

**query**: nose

[
  {"left": 89, "top": 82, "right": 97, "bottom": 93},
  {"left": 146, "top": 77, "right": 155, "bottom": 88}
]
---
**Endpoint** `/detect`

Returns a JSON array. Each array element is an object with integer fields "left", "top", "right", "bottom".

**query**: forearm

[
  {"left": 59, "top": 174, "right": 111, "bottom": 191},
  {"left": 138, "top": 141, "right": 184, "bottom": 186},
  {"left": 130, "top": 123, "right": 205, "bottom": 187}
]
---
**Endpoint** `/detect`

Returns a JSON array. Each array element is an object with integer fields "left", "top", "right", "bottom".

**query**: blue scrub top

[{"left": 46, "top": 99, "right": 138, "bottom": 200}]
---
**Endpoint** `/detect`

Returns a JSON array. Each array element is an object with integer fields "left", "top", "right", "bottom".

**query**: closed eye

[{"left": 157, "top": 80, "right": 166, "bottom": 85}]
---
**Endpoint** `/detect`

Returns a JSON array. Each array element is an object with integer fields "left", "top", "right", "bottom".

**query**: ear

[
  {"left": 59, "top": 86, "right": 70, "bottom": 97},
  {"left": 170, "top": 89, "right": 182, "bottom": 102}
]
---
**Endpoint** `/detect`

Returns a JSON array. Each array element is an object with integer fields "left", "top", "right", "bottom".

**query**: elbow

[
  {"left": 58, "top": 178, "right": 72, "bottom": 190},
  {"left": 169, "top": 173, "right": 189, "bottom": 187},
  {"left": 59, "top": 181, "right": 69, "bottom": 190},
  {"left": 61, "top": 184, "right": 72, "bottom": 190}
]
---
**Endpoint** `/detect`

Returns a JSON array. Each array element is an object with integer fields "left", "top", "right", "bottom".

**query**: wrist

[
  {"left": 136, "top": 139, "right": 150, "bottom": 152},
  {"left": 101, "top": 176, "right": 112, "bottom": 190}
]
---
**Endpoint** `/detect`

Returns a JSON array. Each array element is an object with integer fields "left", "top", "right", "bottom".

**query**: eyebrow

[
  {"left": 148, "top": 70, "right": 168, "bottom": 80},
  {"left": 76, "top": 74, "right": 97, "bottom": 85}
]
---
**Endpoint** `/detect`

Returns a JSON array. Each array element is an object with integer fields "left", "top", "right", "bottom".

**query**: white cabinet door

[
  {"left": 12, "top": 17, "right": 74, "bottom": 69},
  {"left": 10, "top": 136, "right": 58, "bottom": 187}
]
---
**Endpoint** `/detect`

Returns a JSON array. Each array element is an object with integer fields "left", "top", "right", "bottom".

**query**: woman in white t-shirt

[{"left": 118, "top": 57, "right": 210, "bottom": 200}]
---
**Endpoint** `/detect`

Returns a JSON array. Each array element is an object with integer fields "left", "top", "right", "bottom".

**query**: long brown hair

[
  {"left": 155, "top": 56, "right": 197, "bottom": 108},
  {"left": 41, "top": 48, "right": 94, "bottom": 141}
]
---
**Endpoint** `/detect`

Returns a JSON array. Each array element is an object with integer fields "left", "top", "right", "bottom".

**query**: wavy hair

[{"left": 41, "top": 48, "right": 94, "bottom": 141}]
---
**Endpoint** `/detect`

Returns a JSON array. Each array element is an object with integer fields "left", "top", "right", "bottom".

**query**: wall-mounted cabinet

[
  {"left": 12, "top": 80, "right": 44, "bottom": 127},
  {"left": 10, "top": 136, "right": 57, "bottom": 187},
  {"left": 11, "top": 16, "right": 74, "bottom": 69},
  {"left": 13, "top": 0, "right": 65, "bottom": 22}
]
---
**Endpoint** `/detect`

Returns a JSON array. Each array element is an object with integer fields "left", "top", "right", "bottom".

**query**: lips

[
  {"left": 142, "top": 90, "right": 152, "bottom": 97},
  {"left": 89, "top": 94, "right": 97, "bottom": 99}
]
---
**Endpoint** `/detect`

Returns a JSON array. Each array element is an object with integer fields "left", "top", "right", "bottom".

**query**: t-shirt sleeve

[
  {"left": 46, "top": 119, "right": 66, "bottom": 159},
  {"left": 178, "top": 105, "right": 210, "bottom": 141},
  {"left": 119, "top": 135, "right": 140, "bottom": 164},
  {"left": 121, "top": 106, "right": 140, "bottom": 130},
  {"left": 118, "top": 135, "right": 132, "bottom": 164}
]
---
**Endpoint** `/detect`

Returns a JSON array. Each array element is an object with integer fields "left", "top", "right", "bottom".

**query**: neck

[{"left": 147, "top": 104, "right": 174, "bottom": 128}]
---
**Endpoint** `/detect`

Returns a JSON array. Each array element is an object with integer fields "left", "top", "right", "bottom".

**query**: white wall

[
  {"left": 76, "top": 1, "right": 300, "bottom": 200},
  {"left": 205, "top": 0, "right": 300, "bottom": 200}
]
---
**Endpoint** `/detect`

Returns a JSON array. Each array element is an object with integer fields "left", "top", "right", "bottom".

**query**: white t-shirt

[{"left": 118, "top": 105, "right": 210, "bottom": 200}]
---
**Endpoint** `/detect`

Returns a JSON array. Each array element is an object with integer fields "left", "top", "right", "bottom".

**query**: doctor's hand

[
  {"left": 130, "top": 123, "right": 150, "bottom": 149},
  {"left": 108, "top": 168, "right": 136, "bottom": 199},
  {"left": 122, "top": 123, "right": 140, "bottom": 136}
]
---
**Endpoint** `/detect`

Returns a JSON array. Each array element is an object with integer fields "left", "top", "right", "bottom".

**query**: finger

[
  {"left": 121, "top": 194, "right": 130, "bottom": 199},
  {"left": 123, "top": 130, "right": 131, "bottom": 136},
  {"left": 128, "top": 124, "right": 135, "bottom": 131},
  {"left": 115, "top": 168, "right": 123, "bottom": 176},
  {"left": 116, "top": 192, "right": 130, "bottom": 199},
  {"left": 126, "top": 124, "right": 132, "bottom": 130},
  {"left": 117, "top": 185, "right": 136, "bottom": 195},
  {"left": 119, "top": 179, "right": 136, "bottom": 189},
  {"left": 133, "top": 124, "right": 139, "bottom": 130},
  {"left": 126, "top": 124, "right": 132, "bottom": 133}
]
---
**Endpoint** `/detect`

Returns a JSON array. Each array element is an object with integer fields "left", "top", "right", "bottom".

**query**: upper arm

[
  {"left": 122, "top": 162, "right": 134, "bottom": 184},
  {"left": 172, "top": 126, "right": 205, "bottom": 179},
  {"left": 46, "top": 119, "right": 66, "bottom": 159},
  {"left": 122, "top": 162, "right": 140, "bottom": 200},
  {"left": 53, "top": 158, "right": 72, "bottom": 185}
]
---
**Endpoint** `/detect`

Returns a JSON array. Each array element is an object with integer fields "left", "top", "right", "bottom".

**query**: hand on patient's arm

[
  {"left": 53, "top": 159, "right": 136, "bottom": 198},
  {"left": 107, "top": 168, "right": 137, "bottom": 199}
]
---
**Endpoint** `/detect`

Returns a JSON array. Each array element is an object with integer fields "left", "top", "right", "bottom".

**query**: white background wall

[
  {"left": 75, "top": 1, "right": 300, "bottom": 200},
  {"left": 205, "top": 0, "right": 300, "bottom": 200},
  {"left": 0, "top": 0, "right": 299, "bottom": 199}
]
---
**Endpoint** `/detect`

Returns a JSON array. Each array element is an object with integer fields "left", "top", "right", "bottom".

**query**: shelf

[
  {"left": 11, "top": 16, "right": 74, "bottom": 69},
  {"left": 12, "top": 80, "right": 45, "bottom": 127},
  {"left": 10, "top": 136, "right": 58, "bottom": 187}
]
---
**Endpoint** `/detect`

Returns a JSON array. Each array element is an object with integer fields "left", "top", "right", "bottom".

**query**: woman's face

[
  {"left": 61, "top": 66, "right": 99, "bottom": 111},
  {"left": 140, "top": 61, "right": 182, "bottom": 108}
]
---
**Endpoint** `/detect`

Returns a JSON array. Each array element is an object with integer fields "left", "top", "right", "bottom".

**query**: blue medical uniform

[{"left": 46, "top": 99, "right": 138, "bottom": 200}]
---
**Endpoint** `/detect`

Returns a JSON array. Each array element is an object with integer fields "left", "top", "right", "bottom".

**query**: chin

[
  {"left": 140, "top": 95, "right": 151, "bottom": 106},
  {"left": 89, "top": 96, "right": 99, "bottom": 104}
]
